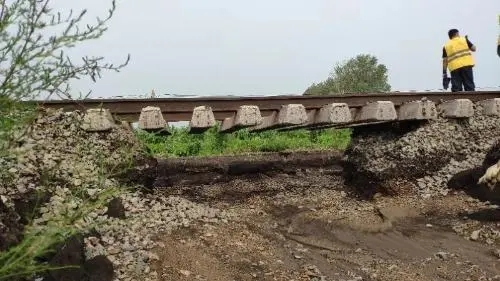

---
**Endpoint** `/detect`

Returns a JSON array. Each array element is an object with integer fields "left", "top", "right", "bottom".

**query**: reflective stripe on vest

[{"left": 444, "top": 37, "right": 474, "bottom": 71}]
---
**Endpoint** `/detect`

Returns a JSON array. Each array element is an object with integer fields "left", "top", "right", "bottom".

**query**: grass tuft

[{"left": 136, "top": 126, "right": 351, "bottom": 157}]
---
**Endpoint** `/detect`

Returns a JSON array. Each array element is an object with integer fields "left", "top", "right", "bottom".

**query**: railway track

[
  {"left": 34, "top": 90, "right": 500, "bottom": 134},
  {"left": 36, "top": 91, "right": 499, "bottom": 121}
]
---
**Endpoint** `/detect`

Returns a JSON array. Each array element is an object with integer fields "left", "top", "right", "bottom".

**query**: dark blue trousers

[{"left": 450, "top": 66, "right": 475, "bottom": 92}]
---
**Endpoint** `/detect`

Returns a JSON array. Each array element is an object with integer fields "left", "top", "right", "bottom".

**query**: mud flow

[{"left": 149, "top": 151, "right": 500, "bottom": 281}]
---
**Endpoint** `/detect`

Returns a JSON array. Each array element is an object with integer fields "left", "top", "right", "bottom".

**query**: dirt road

[{"left": 147, "top": 152, "right": 500, "bottom": 281}]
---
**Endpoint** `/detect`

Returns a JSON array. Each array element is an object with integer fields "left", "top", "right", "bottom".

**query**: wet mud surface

[{"left": 149, "top": 156, "right": 500, "bottom": 281}]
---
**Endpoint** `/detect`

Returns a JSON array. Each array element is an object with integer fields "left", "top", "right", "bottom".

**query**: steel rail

[{"left": 32, "top": 91, "right": 500, "bottom": 122}]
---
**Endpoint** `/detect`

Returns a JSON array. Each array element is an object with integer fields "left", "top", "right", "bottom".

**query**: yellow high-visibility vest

[{"left": 444, "top": 37, "right": 474, "bottom": 71}]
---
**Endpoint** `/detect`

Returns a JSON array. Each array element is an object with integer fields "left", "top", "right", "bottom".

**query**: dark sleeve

[
  {"left": 442, "top": 47, "right": 447, "bottom": 58},
  {"left": 466, "top": 37, "right": 474, "bottom": 48},
  {"left": 497, "top": 44, "right": 500, "bottom": 57}
]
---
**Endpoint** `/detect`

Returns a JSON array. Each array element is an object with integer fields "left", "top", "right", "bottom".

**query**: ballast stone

[
  {"left": 438, "top": 99, "right": 473, "bottom": 118},
  {"left": 120, "top": 121, "right": 132, "bottom": 131},
  {"left": 398, "top": 100, "right": 437, "bottom": 120},
  {"left": 81, "top": 108, "right": 115, "bottom": 132},
  {"left": 478, "top": 98, "right": 500, "bottom": 116},
  {"left": 356, "top": 101, "right": 397, "bottom": 122},
  {"left": 315, "top": 103, "right": 352, "bottom": 124},
  {"left": 138, "top": 106, "right": 167, "bottom": 130}
]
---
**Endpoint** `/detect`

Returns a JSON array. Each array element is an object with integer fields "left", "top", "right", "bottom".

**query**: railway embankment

[{"left": 2, "top": 102, "right": 500, "bottom": 280}]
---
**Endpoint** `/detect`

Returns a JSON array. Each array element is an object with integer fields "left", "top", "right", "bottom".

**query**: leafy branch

[
  {"left": 0, "top": 0, "right": 129, "bottom": 150},
  {"left": 0, "top": 0, "right": 129, "bottom": 106}
]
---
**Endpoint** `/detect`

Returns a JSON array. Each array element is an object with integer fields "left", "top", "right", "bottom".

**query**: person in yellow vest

[
  {"left": 497, "top": 15, "right": 500, "bottom": 57},
  {"left": 442, "top": 29, "right": 476, "bottom": 92},
  {"left": 497, "top": 36, "right": 500, "bottom": 57}
]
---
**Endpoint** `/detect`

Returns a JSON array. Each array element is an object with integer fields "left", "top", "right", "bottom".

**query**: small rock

[
  {"left": 435, "top": 251, "right": 450, "bottom": 260},
  {"left": 490, "top": 249, "right": 500, "bottom": 258},
  {"left": 421, "top": 193, "right": 431, "bottom": 199},
  {"left": 84, "top": 255, "right": 114, "bottom": 281},
  {"left": 106, "top": 198, "right": 126, "bottom": 219},
  {"left": 466, "top": 197, "right": 476, "bottom": 203},
  {"left": 121, "top": 243, "right": 135, "bottom": 251},
  {"left": 470, "top": 230, "right": 481, "bottom": 241},
  {"left": 388, "top": 264, "right": 397, "bottom": 271},
  {"left": 107, "top": 246, "right": 120, "bottom": 255}
]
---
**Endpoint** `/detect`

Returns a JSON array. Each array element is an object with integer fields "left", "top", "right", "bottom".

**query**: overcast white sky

[{"left": 52, "top": 0, "right": 500, "bottom": 98}]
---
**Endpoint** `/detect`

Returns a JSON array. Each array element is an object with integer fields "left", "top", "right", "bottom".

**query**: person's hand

[{"left": 442, "top": 75, "right": 451, "bottom": 90}]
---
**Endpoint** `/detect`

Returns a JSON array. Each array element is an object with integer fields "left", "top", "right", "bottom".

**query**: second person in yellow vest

[{"left": 442, "top": 28, "right": 476, "bottom": 92}]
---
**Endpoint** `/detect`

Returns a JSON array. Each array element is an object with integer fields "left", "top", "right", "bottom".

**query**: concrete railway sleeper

[{"left": 74, "top": 97, "right": 500, "bottom": 134}]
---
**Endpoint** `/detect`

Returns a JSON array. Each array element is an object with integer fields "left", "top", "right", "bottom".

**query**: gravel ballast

[
  {"left": 2, "top": 103, "right": 500, "bottom": 280},
  {"left": 343, "top": 103, "right": 500, "bottom": 198},
  {"left": 0, "top": 108, "right": 232, "bottom": 281},
  {"left": 85, "top": 193, "right": 231, "bottom": 281}
]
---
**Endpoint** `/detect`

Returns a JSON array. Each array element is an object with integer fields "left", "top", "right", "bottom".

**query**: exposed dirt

[
  {"left": 152, "top": 150, "right": 342, "bottom": 189},
  {"left": 149, "top": 153, "right": 500, "bottom": 281}
]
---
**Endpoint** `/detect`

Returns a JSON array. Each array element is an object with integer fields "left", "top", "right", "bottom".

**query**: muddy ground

[{"left": 144, "top": 151, "right": 500, "bottom": 281}]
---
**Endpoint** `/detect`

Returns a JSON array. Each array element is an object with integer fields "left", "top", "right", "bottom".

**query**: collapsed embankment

[
  {"left": 0, "top": 108, "right": 343, "bottom": 281},
  {"left": 139, "top": 150, "right": 500, "bottom": 281},
  {"left": 343, "top": 103, "right": 500, "bottom": 200},
  {"left": 1, "top": 108, "right": 294, "bottom": 281},
  {"left": 2, "top": 104, "right": 500, "bottom": 281}
]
